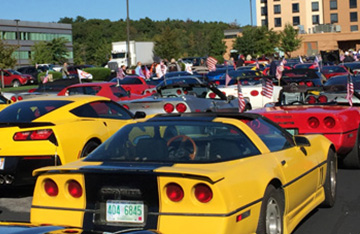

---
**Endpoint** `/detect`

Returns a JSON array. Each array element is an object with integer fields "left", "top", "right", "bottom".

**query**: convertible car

[
  {"left": 120, "top": 83, "right": 251, "bottom": 115},
  {"left": 0, "top": 95, "right": 145, "bottom": 186},
  {"left": 30, "top": 112, "right": 336, "bottom": 234},
  {"left": 250, "top": 80, "right": 360, "bottom": 168}
]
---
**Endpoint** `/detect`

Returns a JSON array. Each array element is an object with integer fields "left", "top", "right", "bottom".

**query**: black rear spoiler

[{"left": 0, "top": 122, "right": 55, "bottom": 129}]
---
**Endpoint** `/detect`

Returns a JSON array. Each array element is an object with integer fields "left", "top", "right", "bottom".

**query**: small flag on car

[
  {"left": 237, "top": 80, "right": 246, "bottom": 113},
  {"left": 77, "top": 69, "right": 93, "bottom": 81},
  {"left": 43, "top": 70, "right": 49, "bottom": 84},
  {"left": 346, "top": 74, "right": 354, "bottom": 106},
  {"left": 262, "top": 78, "right": 273, "bottom": 99},
  {"left": 206, "top": 56, "right": 218, "bottom": 72},
  {"left": 225, "top": 73, "right": 232, "bottom": 87}
]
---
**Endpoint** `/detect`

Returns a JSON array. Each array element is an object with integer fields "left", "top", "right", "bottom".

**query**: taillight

[
  {"left": 166, "top": 183, "right": 184, "bottom": 202},
  {"left": 215, "top": 81, "right": 220, "bottom": 85},
  {"left": 11, "top": 96, "right": 17, "bottom": 102},
  {"left": 194, "top": 183, "right": 213, "bottom": 203},
  {"left": 152, "top": 90, "right": 156, "bottom": 93},
  {"left": 17, "top": 96, "right": 23, "bottom": 101},
  {"left": 145, "top": 90, "right": 150, "bottom": 94},
  {"left": 44, "top": 179, "right": 58, "bottom": 197},
  {"left": 324, "top": 117, "right": 335, "bottom": 128},
  {"left": 176, "top": 89, "right": 182, "bottom": 95},
  {"left": 308, "top": 117, "right": 320, "bottom": 128},
  {"left": 123, "top": 104, "right": 129, "bottom": 110},
  {"left": 67, "top": 180, "right": 83, "bottom": 198},
  {"left": 13, "top": 129, "right": 53, "bottom": 141},
  {"left": 250, "top": 90, "right": 259, "bottom": 96},
  {"left": 209, "top": 93, "right": 216, "bottom": 99},
  {"left": 307, "top": 96, "right": 316, "bottom": 104},
  {"left": 318, "top": 95, "right": 327, "bottom": 103},
  {"left": 299, "top": 81, "right": 305, "bottom": 86},
  {"left": 164, "top": 103, "right": 174, "bottom": 113},
  {"left": 176, "top": 103, "right": 187, "bottom": 113},
  {"left": 306, "top": 81, "right": 313, "bottom": 87}
]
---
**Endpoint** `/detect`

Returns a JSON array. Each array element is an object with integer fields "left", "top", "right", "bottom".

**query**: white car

[{"left": 207, "top": 83, "right": 282, "bottom": 109}]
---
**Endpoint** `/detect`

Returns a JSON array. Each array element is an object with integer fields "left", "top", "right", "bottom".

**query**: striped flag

[
  {"left": 237, "top": 81, "right": 246, "bottom": 112},
  {"left": 313, "top": 56, "right": 319, "bottom": 68},
  {"left": 206, "top": 56, "right": 218, "bottom": 71},
  {"left": 145, "top": 66, "right": 151, "bottom": 79},
  {"left": 299, "top": 55, "right": 304, "bottom": 64},
  {"left": 276, "top": 63, "right": 284, "bottom": 80},
  {"left": 262, "top": 78, "right": 274, "bottom": 99},
  {"left": 43, "top": 70, "right": 49, "bottom": 84},
  {"left": 255, "top": 59, "right": 260, "bottom": 70},
  {"left": 225, "top": 73, "right": 232, "bottom": 87},
  {"left": 346, "top": 75, "right": 354, "bottom": 106}
]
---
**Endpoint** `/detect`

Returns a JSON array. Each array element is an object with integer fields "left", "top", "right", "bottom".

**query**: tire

[
  {"left": 341, "top": 127, "right": 360, "bottom": 169},
  {"left": 321, "top": 148, "right": 337, "bottom": 207},
  {"left": 12, "top": 80, "right": 20, "bottom": 88},
  {"left": 81, "top": 140, "right": 100, "bottom": 158},
  {"left": 256, "top": 185, "right": 284, "bottom": 234}
]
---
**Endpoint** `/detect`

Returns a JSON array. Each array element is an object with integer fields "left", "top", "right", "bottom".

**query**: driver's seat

[{"left": 135, "top": 138, "right": 168, "bottom": 160}]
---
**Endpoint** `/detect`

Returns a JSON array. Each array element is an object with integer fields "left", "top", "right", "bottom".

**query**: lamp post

[
  {"left": 126, "top": 0, "right": 131, "bottom": 68},
  {"left": 14, "top": 19, "right": 20, "bottom": 67},
  {"left": 249, "top": 0, "right": 253, "bottom": 26}
]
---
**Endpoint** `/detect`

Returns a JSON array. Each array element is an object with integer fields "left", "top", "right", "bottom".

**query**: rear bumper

[{"left": 0, "top": 156, "right": 59, "bottom": 186}]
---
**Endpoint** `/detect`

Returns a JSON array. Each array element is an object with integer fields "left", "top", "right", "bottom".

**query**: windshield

[
  {"left": 112, "top": 52, "right": 126, "bottom": 59},
  {"left": 85, "top": 121, "right": 260, "bottom": 163},
  {"left": 8, "top": 69, "right": 22, "bottom": 75}
]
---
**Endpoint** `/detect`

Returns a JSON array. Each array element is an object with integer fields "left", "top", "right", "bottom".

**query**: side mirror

[
  {"left": 227, "top": 95, "right": 236, "bottom": 101},
  {"left": 134, "top": 111, "right": 146, "bottom": 119},
  {"left": 294, "top": 136, "right": 311, "bottom": 147}
]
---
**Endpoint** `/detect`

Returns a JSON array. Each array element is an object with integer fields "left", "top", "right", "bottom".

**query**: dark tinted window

[
  {"left": 110, "top": 77, "right": 143, "bottom": 85},
  {"left": 71, "top": 101, "right": 132, "bottom": 119},
  {"left": 0, "top": 100, "right": 71, "bottom": 122}
]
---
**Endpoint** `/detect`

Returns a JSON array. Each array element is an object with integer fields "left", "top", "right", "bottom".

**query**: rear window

[
  {"left": 85, "top": 121, "right": 260, "bottom": 163},
  {"left": 0, "top": 100, "right": 71, "bottom": 122}
]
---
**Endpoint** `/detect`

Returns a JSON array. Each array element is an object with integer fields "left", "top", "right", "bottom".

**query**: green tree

[
  {"left": 31, "top": 38, "right": 70, "bottom": 65},
  {"left": 0, "top": 39, "right": 18, "bottom": 69},
  {"left": 208, "top": 29, "right": 227, "bottom": 63},
  {"left": 279, "top": 24, "right": 302, "bottom": 58},
  {"left": 153, "top": 26, "right": 181, "bottom": 60}
]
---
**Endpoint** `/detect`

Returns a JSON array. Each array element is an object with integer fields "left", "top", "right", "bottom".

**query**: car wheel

[
  {"left": 256, "top": 185, "right": 284, "bottom": 234},
  {"left": 81, "top": 140, "right": 100, "bottom": 158},
  {"left": 342, "top": 127, "right": 360, "bottom": 169},
  {"left": 321, "top": 148, "right": 337, "bottom": 207},
  {"left": 12, "top": 80, "right": 20, "bottom": 88}
]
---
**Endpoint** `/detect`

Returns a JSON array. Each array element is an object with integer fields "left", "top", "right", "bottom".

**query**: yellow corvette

[
  {"left": 31, "top": 112, "right": 336, "bottom": 234},
  {"left": 0, "top": 95, "right": 145, "bottom": 186}
]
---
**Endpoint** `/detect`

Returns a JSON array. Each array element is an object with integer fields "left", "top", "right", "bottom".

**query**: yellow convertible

[
  {"left": 0, "top": 95, "right": 145, "bottom": 186},
  {"left": 31, "top": 112, "right": 336, "bottom": 234}
]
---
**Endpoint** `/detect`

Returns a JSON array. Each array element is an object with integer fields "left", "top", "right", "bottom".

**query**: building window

[
  {"left": 330, "top": 0, "right": 337, "bottom": 9},
  {"left": 350, "top": 12, "right": 358, "bottom": 22},
  {"left": 292, "top": 3, "right": 299, "bottom": 13},
  {"left": 330, "top": 13, "right": 338, "bottom": 23},
  {"left": 351, "top": 25, "right": 359, "bottom": 31},
  {"left": 350, "top": 0, "right": 357, "bottom": 8},
  {"left": 312, "top": 2, "right": 319, "bottom": 11},
  {"left": 293, "top": 16, "right": 300, "bottom": 26},
  {"left": 312, "top": 15, "right": 320, "bottom": 24},
  {"left": 261, "top": 7, "right": 267, "bottom": 16},
  {"left": 274, "top": 18, "right": 282, "bottom": 27},
  {"left": 261, "top": 0, "right": 267, "bottom": 3},
  {"left": 274, "top": 5, "right": 281, "bottom": 14},
  {"left": 261, "top": 19, "right": 268, "bottom": 27}
]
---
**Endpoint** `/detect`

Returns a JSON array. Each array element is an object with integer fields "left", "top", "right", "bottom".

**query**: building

[{"left": 0, "top": 19, "right": 73, "bottom": 67}]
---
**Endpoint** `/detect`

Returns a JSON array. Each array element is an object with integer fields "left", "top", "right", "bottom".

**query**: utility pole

[
  {"left": 126, "top": 0, "right": 131, "bottom": 68},
  {"left": 250, "top": 0, "right": 253, "bottom": 26},
  {"left": 15, "top": 19, "right": 20, "bottom": 67}
]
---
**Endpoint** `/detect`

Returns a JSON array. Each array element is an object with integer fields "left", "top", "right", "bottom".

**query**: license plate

[
  {"left": 106, "top": 200, "right": 144, "bottom": 223},
  {"left": 286, "top": 128, "right": 298, "bottom": 135},
  {"left": 0, "top": 158, "right": 4, "bottom": 170}
]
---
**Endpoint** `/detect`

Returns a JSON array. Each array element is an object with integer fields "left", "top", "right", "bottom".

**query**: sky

[{"left": 1, "top": 0, "right": 256, "bottom": 26}]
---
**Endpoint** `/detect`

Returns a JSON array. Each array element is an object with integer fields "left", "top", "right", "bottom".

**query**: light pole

[
  {"left": 126, "top": 0, "right": 131, "bottom": 68},
  {"left": 14, "top": 19, "right": 20, "bottom": 67},
  {"left": 249, "top": 0, "right": 253, "bottom": 26}
]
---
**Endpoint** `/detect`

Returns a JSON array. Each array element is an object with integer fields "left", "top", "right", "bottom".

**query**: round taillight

[
  {"left": 299, "top": 81, "right": 305, "bottom": 86},
  {"left": 152, "top": 90, "right": 156, "bottom": 93},
  {"left": 209, "top": 93, "right": 216, "bottom": 99},
  {"left": 176, "top": 89, "right": 182, "bottom": 95},
  {"left": 122, "top": 104, "right": 129, "bottom": 110},
  {"left": 306, "top": 81, "right": 313, "bottom": 87},
  {"left": 308, "top": 117, "right": 320, "bottom": 128},
  {"left": 183, "top": 90, "right": 188, "bottom": 95},
  {"left": 67, "top": 180, "right": 83, "bottom": 198},
  {"left": 194, "top": 183, "right": 213, "bottom": 203},
  {"left": 166, "top": 183, "right": 184, "bottom": 202},
  {"left": 164, "top": 103, "right": 174, "bottom": 113},
  {"left": 145, "top": 90, "right": 150, "bottom": 94},
  {"left": 307, "top": 96, "right": 317, "bottom": 104},
  {"left": 324, "top": 117, "right": 335, "bottom": 128},
  {"left": 44, "top": 179, "right": 58, "bottom": 197},
  {"left": 17, "top": 96, "right": 23, "bottom": 101},
  {"left": 176, "top": 103, "right": 187, "bottom": 113},
  {"left": 250, "top": 90, "right": 259, "bottom": 96},
  {"left": 215, "top": 81, "right": 220, "bottom": 85},
  {"left": 11, "top": 96, "right": 16, "bottom": 102},
  {"left": 318, "top": 95, "right": 327, "bottom": 103}
]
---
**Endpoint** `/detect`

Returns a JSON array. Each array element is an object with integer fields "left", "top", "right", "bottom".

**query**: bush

[
  {"left": 84, "top": 67, "right": 111, "bottom": 81},
  {"left": 38, "top": 71, "right": 62, "bottom": 83}
]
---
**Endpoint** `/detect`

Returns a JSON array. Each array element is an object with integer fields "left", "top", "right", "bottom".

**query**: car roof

[{"left": 20, "top": 94, "right": 111, "bottom": 102}]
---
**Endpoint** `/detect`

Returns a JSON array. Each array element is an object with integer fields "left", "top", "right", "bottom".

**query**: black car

[
  {"left": 281, "top": 68, "right": 326, "bottom": 87},
  {"left": 17, "top": 66, "right": 47, "bottom": 84}
]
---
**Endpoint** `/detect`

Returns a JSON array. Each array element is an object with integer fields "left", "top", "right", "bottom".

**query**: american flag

[
  {"left": 346, "top": 75, "right": 354, "bottom": 106},
  {"left": 43, "top": 70, "right": 49, "bottom": 84},
  {"left": 145, "top": 66, "right": 151, "bottom": 79},
  {"left": 275, "top": 64, "right": 283, "bottom": 80},
  {"left": 313, "top": 56, "right": 320, "bottom": 69},
  {"left": 255, "top": 59, "right": 260, "bottom": 70},
  {"left": 262, "top": 78, "right": 274, "bottom": 99},
  {"left": 225, "top": 73, "right": 232, "bottom": 87},
  {"left": 237, "top": 81, "right": 246, "bottom": 112},
  {"left": 206, "top": 56, "right": 218, "bottom": 71},
  {"left": 299, "top": 55, "right": 304, "bottom": 64}
]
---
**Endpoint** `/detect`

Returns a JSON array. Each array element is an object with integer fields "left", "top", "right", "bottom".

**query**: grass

[{"left": 1, "top": 85, "right": 38, "bottom": 92}]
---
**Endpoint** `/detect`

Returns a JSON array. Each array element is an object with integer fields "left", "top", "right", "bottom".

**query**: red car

[
  {"left": 110, "top": 76, "right": 156, "bottom": 95},
  {"left": 249, "top": 85, "right": 360, "bottom": 169},
  {"left": 57, "top": 82, "right": 145, "bottom": 101},
  {"left": 321, "top": 65, "right": 350, "bottom": 79},
  {"left": 0, "top": 69, "right": 36, "bottom": 87}
]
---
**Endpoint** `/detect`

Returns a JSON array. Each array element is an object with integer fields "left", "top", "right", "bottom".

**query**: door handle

[{"left": 281, "top": 160, "right": 286, "bottom": 166}]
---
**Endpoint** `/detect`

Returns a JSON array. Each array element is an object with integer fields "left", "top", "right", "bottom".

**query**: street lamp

[
  {"left": 14, "top": 19, "right": 20, "bottom": 67},
  {"left": 126, "top": 0, "right": 131, "bottom": 68},
  {"left": 249, "top": 0, "right": 253, "bottom": 26}
]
